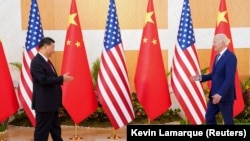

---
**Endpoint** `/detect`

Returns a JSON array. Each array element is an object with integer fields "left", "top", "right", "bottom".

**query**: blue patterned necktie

[{"left": 215, "top": 54, "right": 221, "bottom": 65}]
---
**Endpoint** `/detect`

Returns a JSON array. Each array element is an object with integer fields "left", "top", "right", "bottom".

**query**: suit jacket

[
  {"left": 201, "top": 49, "right": 236, "bottom": 101},
  {"left": 31, "top": 53, "right": 64, "bottom": 112}
]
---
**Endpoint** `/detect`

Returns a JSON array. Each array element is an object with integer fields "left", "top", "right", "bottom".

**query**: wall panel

[
  {"left": 21, "top": 0, "right": 168, "bottom": 29},
  {"left": 21, "top": 0, "right": 250, "bottom": 30}
]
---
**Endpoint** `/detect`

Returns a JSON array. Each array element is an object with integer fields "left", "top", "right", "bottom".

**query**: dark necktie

[{"left": 47, "top": 60, "right": 55, "bottom": 73}]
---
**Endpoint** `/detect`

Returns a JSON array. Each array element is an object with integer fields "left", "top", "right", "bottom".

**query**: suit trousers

[
  {"left": 205, "top": 100, "right": 234, "bottom": 125},
  {"left": 34, "top": 111, "right": 63, "bottom": 141}
]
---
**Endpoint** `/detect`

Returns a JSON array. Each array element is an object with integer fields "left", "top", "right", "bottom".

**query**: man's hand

[
  {"left": 212, "top": 94, "right": 222, "bottom": 104},
  {"left": 190, "top": 71, "right": 201, "bottom": 81},
  {"left": 63, "top": 72, "right": 74, "bottom": 82}
]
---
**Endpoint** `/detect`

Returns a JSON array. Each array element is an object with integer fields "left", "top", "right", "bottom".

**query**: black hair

[{"left": 39, "top": 37, "right": 55, "bottom": 48}]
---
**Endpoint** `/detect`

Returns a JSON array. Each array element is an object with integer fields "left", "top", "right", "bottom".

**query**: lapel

[
  {"left": 37, "top": 54, "right": 57, "bottom": 76},
  {"left": 213, "top": 49, "right": 228, "bottom": 70}
]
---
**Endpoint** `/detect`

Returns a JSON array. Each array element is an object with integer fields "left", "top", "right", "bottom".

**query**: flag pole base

[
  {"left": 107, "top": 133, "right": 120, "bottom": 140},
  {"left": 69, "top": 135, "right": 83, "bottom": 141},
  {"left": 0, "top": 130, "right": 6, "bottom": 141}
]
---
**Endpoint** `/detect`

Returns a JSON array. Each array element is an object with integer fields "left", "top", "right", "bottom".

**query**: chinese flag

[
  {"left": 0, "top": 40, "right": 19, "bottom": 122},
  {"left": 61, "top": 0, "right": 98, "bottom": 124},
  {"left": 134, "top": 0, "right": 171, "bottom": 121},
  {"left": 209, "top": 0, "right": 244, "bottom": 117}
]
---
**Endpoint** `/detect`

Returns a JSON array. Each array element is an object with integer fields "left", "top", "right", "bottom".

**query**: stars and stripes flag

[
  {"left": 170, "top": 0, "right": 206, "bottom": 124},
  {"left": 17, "top": 0, "right": 44, "bottom": 127},
  {"left": 134, "top": 0, "right": 171, "bottom": 121},
  {"left": 0, "top": 40, "right": 19, "bottom": 122},
  {"left": 209, "top": 0, "right": 244, "bottom": 117},
  {"left": 61, "top": 0, "right": 98, "bottom": 124},
  {"left": 96, "top": 0, "right": 135, "bottom": 130}
]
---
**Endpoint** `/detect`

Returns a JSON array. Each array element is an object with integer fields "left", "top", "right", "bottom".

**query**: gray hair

[{"left": 215, "top": 33, "right": 229, "bottom": 45}]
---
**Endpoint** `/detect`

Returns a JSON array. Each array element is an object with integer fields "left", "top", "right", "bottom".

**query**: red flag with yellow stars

[
  {"left": 61, "top": 0, "right": 98, "bottom": 124},
  {"left": 209, "top": 0, "right": 244, "bottom": 117},
  {"left": 134, "top": 0, "right": 171, "bottom": 121},
  {"left": 0, "top": 40, "right": 19, "bottom": 122}
]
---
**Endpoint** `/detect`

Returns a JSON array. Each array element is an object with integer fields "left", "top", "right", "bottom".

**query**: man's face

[
  {"left": 45, "top": 43, "right": 55, "bottom": 57},
  {"left": 213, "top": 37, "right": 224, "bottom": 53}
]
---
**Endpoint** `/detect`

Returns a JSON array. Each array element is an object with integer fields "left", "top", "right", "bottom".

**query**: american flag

[
  {"left": 18, "top": 0, "right": 44, "bottom": 127},
  {"left": 170, "top": 0, "right": 206, "bottom": 124},
  {"left": 96, "top": 0, "right": 135, "bottom": 130}
]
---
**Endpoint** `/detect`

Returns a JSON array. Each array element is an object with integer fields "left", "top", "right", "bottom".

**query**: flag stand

[
  {"left": 107, "top": 128, "right": 120, "bottom": 140},
  {"left": 69, "top": 124, "right": 83, "bottom": 141},
  {"left": 0, "top": 130, "right": 6, "bottom": 141},
  {"left": 148, "top": 118, "right": 150, "bottom": 124}
]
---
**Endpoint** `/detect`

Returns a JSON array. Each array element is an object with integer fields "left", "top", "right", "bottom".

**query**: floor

[{"left": 1, "top": 125, "right": 127, "bottom": 141}]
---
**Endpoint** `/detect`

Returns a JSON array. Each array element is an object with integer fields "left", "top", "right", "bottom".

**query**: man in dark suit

[
  {"left": 31, "top": 37, "right": 73, "bottom": 141},
  {"left": 190, "top": 33, "right": 237, "bottom": 125}
]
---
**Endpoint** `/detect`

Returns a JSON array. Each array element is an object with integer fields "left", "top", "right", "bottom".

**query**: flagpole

[
  {"left": 107, "top": 128, "right": 120, "bottom": 140},
  {"left": 69, "top": 124, "right": 82, "bottom": 141}
]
